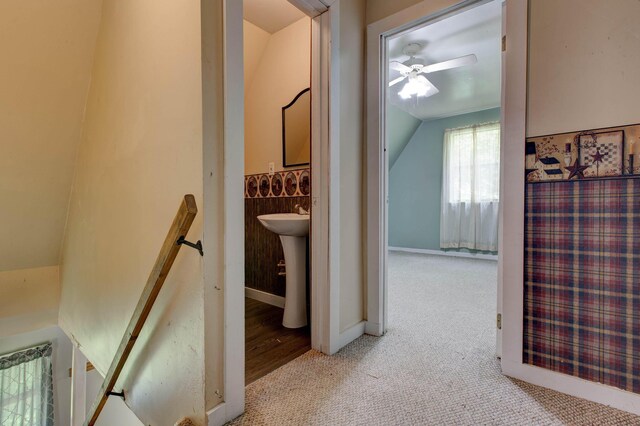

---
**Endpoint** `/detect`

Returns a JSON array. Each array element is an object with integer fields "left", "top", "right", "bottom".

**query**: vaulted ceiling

[
  {"left": 387, "top": 0, "right": 501, "bottom": 121},
  {"left": 0, "top": 0, "right": 103, "bottom": 271}
]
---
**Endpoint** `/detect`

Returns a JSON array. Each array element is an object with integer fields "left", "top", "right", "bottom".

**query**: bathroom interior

[{"left": 243, "top": 0, "right": 312, "bottom": 384}]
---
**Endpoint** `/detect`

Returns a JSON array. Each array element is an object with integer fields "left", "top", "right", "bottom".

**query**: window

[
  {"left": 444, "top": 122, "right": 500, "bottom": 203},
  {"left": 0, "top": 343, "right": 54, "bottom": 426},
  {"left": 440, "top": 121, "right": 500, "bottom": 252}
]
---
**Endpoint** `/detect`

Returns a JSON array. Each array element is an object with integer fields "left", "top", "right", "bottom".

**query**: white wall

[
  {"left": 0, "top": 326, "right": 73, "bottom": 426},
  {"left": 244, "top": 17, "right": 311, "bottom": 175},
  {"left": 527, "top": 0, "right": 640, "bottom": 137},
  {"left": 58, "top": 1, "right": 207, "bottom": 424},
  {"left": 0, "top": 266, "right": 60, "bottom": 337},
  {"left": 337, "top": 0, "right": 366, "bottom": 333}
]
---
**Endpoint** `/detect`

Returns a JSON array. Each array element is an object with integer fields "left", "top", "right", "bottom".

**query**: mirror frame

[{"left": 282, "top": 87, "right": 311, "bottom": 168}]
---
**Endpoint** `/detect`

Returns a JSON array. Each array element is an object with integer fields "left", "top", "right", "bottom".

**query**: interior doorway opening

[
  {"left": 242, "top": 0, "right": 313, "bottom": 385},
  {"left": 380, "top": 0, "right": 503, "bottom": 356}
]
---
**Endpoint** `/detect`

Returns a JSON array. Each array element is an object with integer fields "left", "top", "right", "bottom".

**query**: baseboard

[
  {"left": 337, "top": 320, "right": 366, "bottom": 351},
  {"left": 502, "top": 359, "right": 640, "bottom": 416},
  {"left": 245, "top": 287, "right": 285, "bottom": 308},
  {"left": 389, "top": 246, "right": 498, "bottom": 261},
  {"left": 364, "top": 321, "right": 383, "bottom": 336},
  {"left": 207, "top": 402, "right": 228, "bottom": 426}
]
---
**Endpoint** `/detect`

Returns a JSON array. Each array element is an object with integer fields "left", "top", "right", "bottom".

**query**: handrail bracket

[
  {"left": 107, "top": 391, "right": 125, "bottom": 400},
  {"left": 176, "top": 236, "right": 204, "bottom": 256}
]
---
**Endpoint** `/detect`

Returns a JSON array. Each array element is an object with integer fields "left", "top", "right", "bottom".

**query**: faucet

[{"left": 294, "top": 204, "right": 309, "bottom": 215}]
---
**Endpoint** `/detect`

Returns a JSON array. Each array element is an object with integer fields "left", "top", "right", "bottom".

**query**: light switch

[{"left": 268, "top": 162, "right": 275, "bottom": 175}]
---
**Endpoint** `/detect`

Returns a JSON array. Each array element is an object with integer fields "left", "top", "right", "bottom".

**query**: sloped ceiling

[
  {"left": 387, "top": 104, "right": 421, "bottom": 170},
  {"left": 244, "top": 0, "right": 306, "bottom": 34},
  {"left": 388, "top": 0, "right": 501, "bottom": 120},
  {"left": 0, "top": 0, "right": 103, "bottom": 271}
]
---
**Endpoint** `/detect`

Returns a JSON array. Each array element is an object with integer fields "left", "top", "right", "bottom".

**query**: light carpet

[{"left": 229, "top": 252, "right": 640, "bottom": 425}]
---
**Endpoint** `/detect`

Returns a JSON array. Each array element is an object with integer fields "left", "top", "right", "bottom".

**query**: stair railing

[{"left": 85, "top": 194, "right": 201, "bottom": 426}]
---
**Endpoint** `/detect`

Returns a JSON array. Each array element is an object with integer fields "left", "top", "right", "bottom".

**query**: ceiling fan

[{"left": 389, "top": 43, "right": 477, "bottom": 99}]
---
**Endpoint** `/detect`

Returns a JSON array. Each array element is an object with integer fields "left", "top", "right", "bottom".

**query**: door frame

[
  {"left": 310, "top": 9, "right": 338, "bottom": 354},
  {"left": 365, "top": 0, "right": 504, "bottom": 337},
  {"left": 206, "top": 1, "right": 336, "bottom": 424},
  {"left": 366, "top": 0, "right": 640, "bottom": 415}
]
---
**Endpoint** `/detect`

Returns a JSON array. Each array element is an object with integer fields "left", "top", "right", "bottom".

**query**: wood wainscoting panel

[{"left": 245, "top": 196, "right": 310, "bottom": 296}]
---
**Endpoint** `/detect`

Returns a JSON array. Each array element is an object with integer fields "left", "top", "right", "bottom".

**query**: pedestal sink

[{"left": 257, "top": 213, "right": 309, "bottom": 328}]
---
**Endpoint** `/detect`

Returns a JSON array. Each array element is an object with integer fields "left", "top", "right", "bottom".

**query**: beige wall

[
  {"left": 527, "top": 0, "right": 640, "bottom": 137},
  {"left": 365, "top": 0, "right": 421, "bottom": 24},
  {"left": 338, "top": 0, "right": 366, "bottom": 333},
  {"left": 58, "top": 1, "right": 206, "bottom": 425},
  {"left": 243, "top": 20, "right": 270, "bottom": 95},
  {"left": 244, "top": 17, "right": 311, "bottom": 175},
  {"left": 87, "top": 369, "right": 144, "bottom": 426},
  {"left": 0, "top": 0, "right": 102, "bottom": 272},
  {"left": 0, "top": 266, "right": 60, "bottom": 338}
]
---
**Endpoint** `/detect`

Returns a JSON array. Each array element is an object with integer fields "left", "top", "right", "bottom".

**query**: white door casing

[
  {"left": 367, "top": 0, "right": 640, "bottom": 416},
  {"left": 495, "top": 0, "right": 506, "bottom": 360},
  {"left": 208, "top": 1, "right": 337, "bottom": 424},
  {"left": 310, "top": 9, "right": 337, "bottom": 354},
  {"left": 366, "top": 0, "right": 494, "bottom": 337}
]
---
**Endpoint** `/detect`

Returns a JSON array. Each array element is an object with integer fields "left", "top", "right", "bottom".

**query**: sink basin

[
  {"left": 257, "top": 213, "right": 309, "bottom": 237},
  {"left": 257, "top": 213, "right": 310, "bottom": 328}
]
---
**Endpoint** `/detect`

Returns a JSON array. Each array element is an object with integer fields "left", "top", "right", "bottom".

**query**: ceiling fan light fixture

[{"left": 398, "top": 75, "right": 436, "bottom": 99}]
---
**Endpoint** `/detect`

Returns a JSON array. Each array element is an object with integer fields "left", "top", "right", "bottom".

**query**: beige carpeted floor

[{"left": 230, "top": 252, "right": 640, "bottom": 425}]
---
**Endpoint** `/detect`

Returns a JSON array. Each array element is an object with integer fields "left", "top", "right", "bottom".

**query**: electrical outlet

[{"left": 268, "top": 162, "right": 275, "bottom": 175}]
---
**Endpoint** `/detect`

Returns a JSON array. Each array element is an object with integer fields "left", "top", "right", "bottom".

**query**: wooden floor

[{"left": 245, "top": 298, "right": 311, "bottom": 385}]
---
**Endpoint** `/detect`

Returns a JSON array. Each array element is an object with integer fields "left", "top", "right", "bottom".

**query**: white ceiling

[
  {"left": 244, "top": 0, "right": 306, "bottom": 34},
  {"left": 0, "top": 0, "right": 103, "bottom": 271},
  {"left": 387, "top": 0, "right": 502, "bottom": 121}
]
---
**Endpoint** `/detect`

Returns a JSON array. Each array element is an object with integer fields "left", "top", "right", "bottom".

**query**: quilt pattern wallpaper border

[{"left": 526, "top": 123, "right": 640, "bottom": 182}]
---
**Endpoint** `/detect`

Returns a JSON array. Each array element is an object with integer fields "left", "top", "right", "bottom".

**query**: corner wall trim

[
  {"left": 364, "top": 321, "right": 383, "bottom": 336},
  {"left": 245, "top": 287, "right": 286, "bottom": 309},
  {"left": 207, "top": 402, "right": 227, "bottom": 426},
  {"left": 388, "top": 246, "right": 498, "bottom": 261},
  {"left": 337, "top": 320, "right": 366, "bottom": 352}
]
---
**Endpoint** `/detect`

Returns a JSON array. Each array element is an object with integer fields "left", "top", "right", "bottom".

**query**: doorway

[
  {"left": 208, "top": 0, "right": 334, "bottom": 423},
  {"left": 365, "top": 0, "right": 530, "bottom": 402},
  {"left": 242, "top": 0, "right": 313, "bottom": 384},
  {"left": 384, "top": 0, "right": 502, "bottom": 356}
]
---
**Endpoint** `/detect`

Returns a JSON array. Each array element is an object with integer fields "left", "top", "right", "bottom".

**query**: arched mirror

[{"left": 282, "top": 88, "right": 311, "bottom": 167}]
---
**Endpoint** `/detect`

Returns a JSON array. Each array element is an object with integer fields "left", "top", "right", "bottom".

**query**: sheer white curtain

[
  {"left": 0, "top": 343, "right": 54, "bottom": 426},
  {"left": 440, "top": 121, "right": 500, "bottom": 252}
]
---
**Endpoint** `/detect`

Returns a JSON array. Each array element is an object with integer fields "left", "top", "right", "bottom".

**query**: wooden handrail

[{"left": 85, "top": 194, "right": 199, "bottom": 426}]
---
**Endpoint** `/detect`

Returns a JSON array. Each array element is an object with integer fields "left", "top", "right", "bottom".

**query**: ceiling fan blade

[
  {"left": 420, "top": 54, "right": 477, "bottom": 74},
  {"left": 388, "top": 76, "right": 406, "bottom": 87},
  {"left": 389, "top": 61, "right": 412, "bottom": 73}
]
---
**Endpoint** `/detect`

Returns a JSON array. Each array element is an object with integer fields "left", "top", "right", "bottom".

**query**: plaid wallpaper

[{"left": 524, "top": 178, "right": 640, "bottom": 393}]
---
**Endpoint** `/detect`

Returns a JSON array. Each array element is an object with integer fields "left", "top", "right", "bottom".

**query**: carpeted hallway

[{"left": 229, "top": 252, "right": 640, "bottom": 425}]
